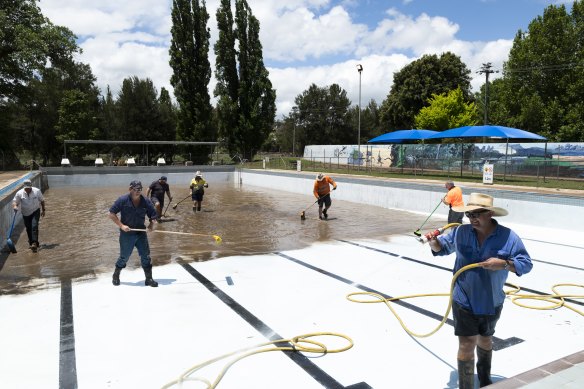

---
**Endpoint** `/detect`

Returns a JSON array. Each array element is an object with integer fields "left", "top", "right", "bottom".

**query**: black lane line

[
  {"left": 340, "top": 239, "right": 584, "bottom": 307},
  {"left": 59, "top": 279, "right": 78, "bottom": 389},
  {"left": 530, "top": 258, "right": 584, "bottom": 272},
  {"left": 523, "top": 238, "right": 584, "bottom": 250},
  {"left": 276, "top": 252, "right": 452, "bottom": 324},
  {"left": 275, "top": 253, "right": 517, "bottom": 350},
  {"left": 177, "top": 259, "right": 368, "bottom": 389}
]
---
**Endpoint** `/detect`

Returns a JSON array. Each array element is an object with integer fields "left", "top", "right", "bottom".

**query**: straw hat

[
  {"left": 452, "top": 193, "right": 508, "bottom": 216},
  {"left": 316, "top": 173, "right": 324, "bottom": 181}
]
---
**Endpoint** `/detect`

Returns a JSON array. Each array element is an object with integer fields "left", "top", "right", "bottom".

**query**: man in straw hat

[
  {"left": 108, "top": 180, "right": 159, "bottom": 287},
  {"left": 313, "top": 173, "right": 337, "bottom": 220},
  {"left": 427, "top": 193, "right": 532, "bottom": 388}
]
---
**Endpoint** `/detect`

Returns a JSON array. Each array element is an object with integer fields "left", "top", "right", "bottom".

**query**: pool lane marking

[
  {"left": 339, "top": 239, "right": 584, "bottom": 307},
  {"left": 275, "top": 252, "right": 523, "bottom": 351},
  {"left": 177, "top": 258, "right": 370, "bottom": 389},
  {"left": 59, "top": 279, "right": 78, "bottom": 389}
]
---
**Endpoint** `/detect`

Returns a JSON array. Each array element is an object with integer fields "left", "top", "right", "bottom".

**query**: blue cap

[
  {"left": 129, "top": 180, "right": 142, "bottom": 190},
  {"left": 160, "top": 176, "right": 167, "bottom": 181}
]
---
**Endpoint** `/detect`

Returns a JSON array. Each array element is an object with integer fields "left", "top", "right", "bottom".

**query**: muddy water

[{"left": 0, "top": 182, "right": 427, "bottom": 295}]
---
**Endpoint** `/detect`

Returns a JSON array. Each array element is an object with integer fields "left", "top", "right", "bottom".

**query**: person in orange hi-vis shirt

[
  {"left": 442, "top": 180, "right": 464, "bottom": 224},
  {"left": 313, "top": 173, "right": 337, "bottom": 220}
]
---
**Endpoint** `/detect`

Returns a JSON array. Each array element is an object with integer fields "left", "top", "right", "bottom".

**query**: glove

[{"left": 204, "top": 183, "right": 208, "bottom": 188}]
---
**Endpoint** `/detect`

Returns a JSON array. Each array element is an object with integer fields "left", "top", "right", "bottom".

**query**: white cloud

[{"left": 38, "top": 0, "right": 512, "bottom": 118}]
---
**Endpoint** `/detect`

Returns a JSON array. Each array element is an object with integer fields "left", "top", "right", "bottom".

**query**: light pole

[{"left": 357, "top": 64, "right": 363, "bottom": 167}]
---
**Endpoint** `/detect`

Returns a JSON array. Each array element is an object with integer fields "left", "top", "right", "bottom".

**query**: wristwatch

[{"left": 504, "top": 260, "right": 511, "bottom": 270}]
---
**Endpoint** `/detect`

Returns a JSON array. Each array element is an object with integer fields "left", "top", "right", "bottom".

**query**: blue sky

[{"left": 39, "top": 0, "right": 575, "bottom": 118}]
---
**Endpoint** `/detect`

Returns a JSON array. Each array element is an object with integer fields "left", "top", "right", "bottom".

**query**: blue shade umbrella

[
  {"left": 427, "top": 125, "right": 547, "bottom": 179},
  {"left": 368, "top": 129, "right": 439, "bottom": 144},
  {"left": 426, "top": 125, "right": 546, "bottom": 141}
]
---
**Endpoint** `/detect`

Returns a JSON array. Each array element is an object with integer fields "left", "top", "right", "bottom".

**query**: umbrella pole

[
  {"left": 460, "top": 142, "right": 463, "bottom": 178},
  {"left": 543, "top": 142, "right": 548, "bottom": 183},
  {"left": 504, "top": 139, "right": 509, "bottom": 181}
]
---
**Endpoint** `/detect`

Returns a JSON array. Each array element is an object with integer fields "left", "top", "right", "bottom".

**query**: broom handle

[{"left": 129, "top": 228, "right": 211, "bottom": 237}]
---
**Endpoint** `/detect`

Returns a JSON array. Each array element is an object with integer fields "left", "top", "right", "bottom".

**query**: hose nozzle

[
  {"left": 416, "top": 223, "right": 462, "bottom": 244},
  {"left": 417, "top": 229, "right": 442, "bottom": 244}
]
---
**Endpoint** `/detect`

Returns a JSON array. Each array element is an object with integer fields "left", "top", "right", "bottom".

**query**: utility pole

[{"left": 477, "top": 63, "right": 499, "bottom": 125}]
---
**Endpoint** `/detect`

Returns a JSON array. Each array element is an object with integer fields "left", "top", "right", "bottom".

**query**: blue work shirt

[
  {"left": 109, "top": 194, "right": 158, "bottom": 229},
  {"left": 433, "top": 220, "right": 532, "bottom": 315}
]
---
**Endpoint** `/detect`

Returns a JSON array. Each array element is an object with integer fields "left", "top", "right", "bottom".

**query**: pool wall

[{"left": 2, "top": 167, "right": 583, "bottom": 252}]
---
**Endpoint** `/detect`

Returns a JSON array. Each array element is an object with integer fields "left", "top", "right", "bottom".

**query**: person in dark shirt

[
  {"left": 108, "top": 180, "right": 159, "bottom": 287},
  {"left": 147, "top": 176, "right": 172, "bottom": 219}
]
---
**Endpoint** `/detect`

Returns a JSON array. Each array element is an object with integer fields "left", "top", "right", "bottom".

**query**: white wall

[{"left": 239, "top": 169, "right": 583, "bottom": 228}]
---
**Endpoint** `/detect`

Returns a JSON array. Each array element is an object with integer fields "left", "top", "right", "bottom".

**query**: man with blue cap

[{"left": 108, "top": 180, "right": 159, "bottom": 287}]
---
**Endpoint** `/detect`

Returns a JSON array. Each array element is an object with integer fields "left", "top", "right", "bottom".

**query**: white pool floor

[{"left": 0, "top": 219, "right": 582, "bottom": 389}]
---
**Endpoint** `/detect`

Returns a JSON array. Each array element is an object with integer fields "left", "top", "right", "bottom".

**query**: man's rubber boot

[
  {"left": 323, "top": 209, "right": 328, "bottom": 219},
  {"left": 143, "top": 265, "right": 158, "bottom": 287},
  {"left": 197, "top": 205, "right": 201, "bottom": 211},
  {"left": 477, "top": 347, "right": 493, "bottom": 387},
  {"left": 458, "top": 359, "right": 475, "bottom": 389},
  {"left": 112, "top": 266, "right": 122, "bottom": 286}
]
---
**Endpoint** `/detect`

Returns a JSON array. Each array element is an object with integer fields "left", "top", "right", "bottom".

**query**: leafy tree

[
  {"left": 415, "top": 87, "right": 478, "bottom": 130},
  {"left": 215, "top": 0, "right": 276, "bottom": 160},
  {"left": 495, "top": 1, "right": 584, "bottom": 141},
  {"left": 349, "top": 99, "right": 382, "bottom": 143},
  {"left": 116, "top": 76, "right": 174, "bottom": 163},
  {"left": 379, "top": 52, "right": 472, "bottom": 130},
  {"left": 54, "top": 90, "right": 98, "bottom": 164},
  {"left": 293, "top": 83, "right": 353, "bottom": 150},
  {"left": 0, "top": 0, "right": 80, "bottom": 165},
  {"left": 214, "top": 0, "right": 239, "bottom": 156},
  {"left": 169, "top": 0, "right": 214, "bottom": 149}
]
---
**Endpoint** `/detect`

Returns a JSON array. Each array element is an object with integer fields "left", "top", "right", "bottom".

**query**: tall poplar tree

[
  {"left": 169, "top": 0, "right": 214, "bottom": 146},
  {"left": 214, "top": 0, "right": 276, "bottom": 159}
]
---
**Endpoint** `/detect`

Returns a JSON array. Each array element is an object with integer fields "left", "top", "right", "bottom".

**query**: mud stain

[{"left": 0, "top": 182, "right": 434, "bottom": 295}]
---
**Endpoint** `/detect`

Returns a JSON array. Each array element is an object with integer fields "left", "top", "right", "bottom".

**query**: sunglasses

[
  {"left": 132, "top": 188, "right": 143, "bottom": 192},
  {"left": 465, "top": 209, "right": 489, "bottom": 219}
]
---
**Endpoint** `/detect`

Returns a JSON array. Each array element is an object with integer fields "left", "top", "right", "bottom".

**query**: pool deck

[{"left": 0, "top": 170, "right": 582, "bottom": 389}]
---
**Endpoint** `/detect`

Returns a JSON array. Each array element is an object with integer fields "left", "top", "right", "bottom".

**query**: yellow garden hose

[
  {"left": 347, "top": 263, "right": 482, "bottom": 338},
  {"left": 347, "top": 263, "right": 583, "bottom": 338},
  {"left": 161, "top": 332, "right": 354, "bottom": 389}
]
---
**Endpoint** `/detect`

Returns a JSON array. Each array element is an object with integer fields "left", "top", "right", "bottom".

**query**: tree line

[{"left": 1, "top": 1, "right": 582, "bottom": 167}]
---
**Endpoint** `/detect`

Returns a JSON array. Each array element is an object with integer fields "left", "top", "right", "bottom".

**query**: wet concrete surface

[{"left": 0, "top": 182, "right": 429, "bottom": 295}]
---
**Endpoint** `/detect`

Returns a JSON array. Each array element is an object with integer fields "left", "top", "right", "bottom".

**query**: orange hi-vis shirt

[
  {"left": 313, "top": 176, "right": 337, "bottom": 199},
  {"left": 445, "top": 186, "right": 464, "bottom": 208}
]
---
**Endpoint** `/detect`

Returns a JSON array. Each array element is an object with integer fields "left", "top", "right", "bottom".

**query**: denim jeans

[
  {"left": 22, "top": 209, "right": 41, "bottom": 246},
  {"left": 115, "top": 230, "right": 152, "bottom": 268}
]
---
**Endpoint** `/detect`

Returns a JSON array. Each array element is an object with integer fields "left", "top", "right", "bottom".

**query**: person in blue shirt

[
  {"left": 427, "top": 193, "right": 532, "bottom": 389},
  {"left": 108, "top": 180, "right": 159, "bottom": 287}
]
